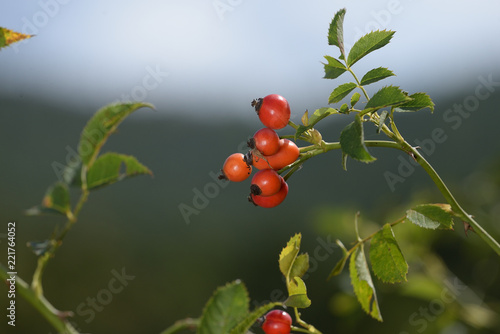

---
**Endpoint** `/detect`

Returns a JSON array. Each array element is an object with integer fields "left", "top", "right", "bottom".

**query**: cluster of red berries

[
  {"left": 218, "top": 94, "right": 299, "bottom": 208},
  {"left": 260, "top": 309, "right": 292, "bottom": 334}
]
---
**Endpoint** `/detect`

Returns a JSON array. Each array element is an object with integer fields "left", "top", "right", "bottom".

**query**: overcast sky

[{"left": 1, "top": 0, "right": 500, "bottom": 120}]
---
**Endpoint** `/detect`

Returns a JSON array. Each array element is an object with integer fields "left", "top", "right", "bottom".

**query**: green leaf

[
  {"left": 323, "top": 56, "right": 347, "bottom": 79},
  {"left": 329, "top": 82, "right": 357, "bottom": 104},
  {"left": 26, "top": 182, "right": 71, "bottom": 216},
  {"left": 364, "top": 86, "right": 412, "bottom": 113},
  {"left": 0, "top": 27, "right": 33, "bottom": 50},
  {"left": 369, "top": 224, "right": 408, "bottom": 283},
  {"left": 394, "top": 92, "right": 435, "bottom": 113},
  {"left": 350, "top": 92, "right": 361, "bottom": 108},
  {"left": 328, "top": 8, "right": 346, "bottom": 56},
  {"left": 405, "top": 204, "right": 454, "bottom": 230},
  {"left": 290, "top": 253, "right": 309, "bottom": 279},
  {"left": 349, "top": 245, "right": 383, "bottom": 321},
  {"left": 340, "top": 115, "right": 376, "bottom": 163},
  {"left": 377, "top": 110, "right": 389, "bottom": 134},
  {"left": 347, "top": 30, "right": 395, "bottom": 67},
  {"left": 230, "top": 303, "right": 277, "bottom": 334},
  {"left": 86, "top": 152, "right": 152, "bottom": 190},
  {"left": 78, "top": 102, "right": 154, "bottom": 168},
  {"left": 327, "top": 240, "right": 349, "bottom": 279},
  {"left": 295, "top": 108, "right": 338, "bottom": 139},
  {"left": 360, "top": 67, "right": 395, "bottom": 86},
  {"left": 284, "top": 277, "right": 311, "bottom": 308},
  {"left": 279, "top": 234, "right": 301, "bottom": 278},
  {"left": 198, "top": 280, "right": 249, "bottom": 334}
]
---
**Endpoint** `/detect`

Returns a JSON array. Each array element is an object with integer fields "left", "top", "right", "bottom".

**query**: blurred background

[{"left": 1, "top": 1, "right": 500, "bottom": 333}]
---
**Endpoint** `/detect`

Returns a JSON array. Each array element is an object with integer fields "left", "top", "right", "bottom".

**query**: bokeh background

[{"left": 1, "top": 1, "right": 500, "bottom": 333}]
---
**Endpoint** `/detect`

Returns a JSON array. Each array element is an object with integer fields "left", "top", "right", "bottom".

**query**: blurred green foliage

[{"left": 1, "top": 88, "right": 500, "bottom": 333}]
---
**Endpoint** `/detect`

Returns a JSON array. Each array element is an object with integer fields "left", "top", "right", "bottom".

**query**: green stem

[
  {"left": 346, "top": 67, "right": 370, "bottom": 101},
  {"left": 293, "top": 308, "right": 323, "bottom": 334},
  {"left": 0, "top": 264, "right": 79, "bottom": 334},
  {"left": 31, "top": 189, "right": 89, "bottom": 295},
  {"left": 159, "top": 318, "right": 200, "bottom": 334},
  {"left": 402, "top": 142, "right": 500, "bottom": 256},
  {"left": 302, "top": 139, "right": 500, "bottom": 256}
]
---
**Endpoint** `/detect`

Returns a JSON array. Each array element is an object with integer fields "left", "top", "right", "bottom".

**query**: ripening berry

[
  {"left": 219, "top": 153, "right": 252, "bottom": 182},
  {"left": 249, "top": 127, "right": 280, "bottom": 156},
  {"left": 252, "top": 94, "right": 291, "bottom": 130},
  {"left": 250, "top": 169, "right": 282, "bottom": 196},
  {"left": 252, "top": 139, "right": 299, "bottom": 170},
  {"left": 261, "top": 309, "right": 292, "bottom": 334},
  {"left": 249, "top": 176, "right": 288, "bottom": 208}
]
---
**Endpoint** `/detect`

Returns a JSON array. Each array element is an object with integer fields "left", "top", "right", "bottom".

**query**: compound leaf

[
  {"left": 26, "top": 182, "right": 71, "bottom": 217},
  {"left": 364, "top": 86, "right": 411, "bottom": 113},
  {"left": 327, "top": 240, "right": 349, "bottom": 279},
  {"left": 295, "top": 107, "right": 338, "bottom": 139},
  {"left": 329, "top": 82, "right": 357, "bottom": 104},
  {"left": 405, "top": 204, "right": 454, "bottom": 230},
  {"left": 198, "top": 280, "right": 249, "bottom": 334},
  {"left": 360, "top": 67, "right": 395, "bottom": 86},
  {"left": 86, "top": 152, "right": 152, "bottom": 190},
  {"left": 395, "top": 92, "right": 435, "bottom": 113},
  {"left": 283, "top": 277, "right": 311, "bottom": 308},
  {"left": 369, "top": 224, "right": 408, "bottom": 283},
  {"left": 347, "top": 30, "right": 395, "bottom": 67},
  {"left": 340, "top": 115, "right": 376, "bottom": 163},
  {"left": 78, "top": 102, "right": 154, "bottom": 168},
  {"left": 323, "top": 56, "right": 347, "bottom": 79},
  {"left": 328, "top": 8, "right": 346, "bottom": 56},
  {"left": 279, "top": 234, "right": 301, "bottom": 279},
  {"left": 0, "top": 27, "right": 33, "bottom": 50},
  {"left": 350, "top": 245, "right": 383, "bottom": 321}
]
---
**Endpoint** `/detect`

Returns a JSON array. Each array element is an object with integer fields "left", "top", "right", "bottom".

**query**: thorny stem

[
  {"left": 31, "top": 188, "right": 90, "bottom": 296},
  {"left": 283, "top": 137, "right": 500, "bottom": 256},
  {"left": 0, "top": 264, "right": 79, "bottom": 334}
]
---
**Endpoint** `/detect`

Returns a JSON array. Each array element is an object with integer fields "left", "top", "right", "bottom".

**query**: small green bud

[
  {"left": 350, "top": 92, "right": 361, "bottom": 107},
  {"left": 340, "top": 103, "right": 349, "bottom": 114},
  {"left": 310, "top": 128, "right": 322, "bottom": 145}
]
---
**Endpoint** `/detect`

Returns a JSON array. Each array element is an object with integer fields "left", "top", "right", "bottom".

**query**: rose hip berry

[
  {"left": 250, "top": 169, "right": 282, "bottom": 196},
  {"left": 261, "top": 309, "right": 292, "bottom": 334},
  {"left": 219, "top": 153, "right": 252, "bottom": 182},
  {"left": 248, "top": 127, "right": 280, "bottom": 156},
  {"left": 252, "top": 94, "right": 291, "bottom": 130},
  {"left": 250, "top": 176, "right": 288, "bottom": 208},
  {"left": 252, "top": 139, "right": 299, "bottom": 170}
]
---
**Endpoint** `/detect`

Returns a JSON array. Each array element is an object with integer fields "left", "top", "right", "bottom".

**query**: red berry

[
  {"left": 219, "top": 153, "right": 252, "bottom": 182},
  {"left": 250, "top": 176, "right": 288, "bottom": 208},
  {"left": 261, "top": 309, "right": 292, "bottom": 334},
  {"left": 252, "top": 94, "right": 291, "bottom": 130},
  {"left": 250, "top": 169, "right": 281, "bottom": 196},
  {"left": 252, "top": 139, "right": 299, "bottom": 170},
  {"left": 249, "top": 127, "right": 280, "bottom": 156}
]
